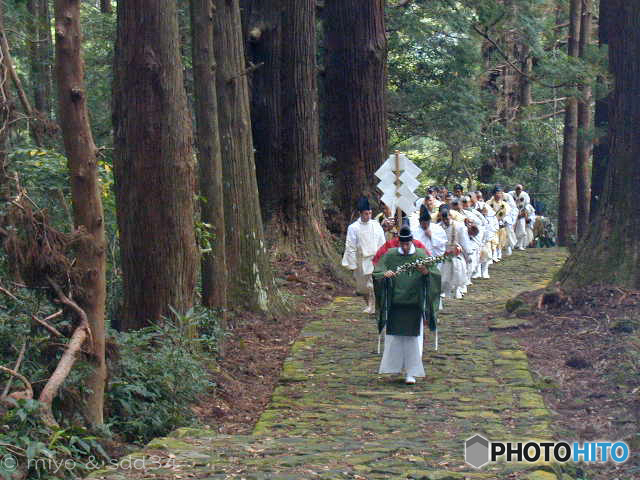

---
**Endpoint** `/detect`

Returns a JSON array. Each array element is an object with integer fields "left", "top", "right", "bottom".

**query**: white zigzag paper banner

[{"left": 375, "top": 153, "right": 422, "bottom": 215}]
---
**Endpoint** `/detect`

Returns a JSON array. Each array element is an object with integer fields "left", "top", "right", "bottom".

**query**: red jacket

[{"left": 372, "top": 238, "right": 430, "bottom": 265}]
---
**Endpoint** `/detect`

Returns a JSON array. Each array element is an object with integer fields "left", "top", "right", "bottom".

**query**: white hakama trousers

[
  {"left": 379, "top": 320, "right": 425, "bottom": 377},
  {"left": 440, "top": 256, "right": 467, "bottom": 298},
  {"left": 506, "top": 223, "right": 517, "bottom": 248}
]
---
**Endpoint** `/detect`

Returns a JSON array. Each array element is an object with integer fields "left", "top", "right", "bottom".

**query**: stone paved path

[{"left": 93, "top": 248, "right": 574, "bottom": 480}]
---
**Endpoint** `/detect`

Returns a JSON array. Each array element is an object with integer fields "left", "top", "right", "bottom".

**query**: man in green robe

[{"left": 373, "top": 226, "right": 441, "bottom": 384}]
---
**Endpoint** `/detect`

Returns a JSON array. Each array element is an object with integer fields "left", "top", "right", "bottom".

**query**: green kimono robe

[{"left": 373, "top": 247, "right": 441, "bottom": 336}]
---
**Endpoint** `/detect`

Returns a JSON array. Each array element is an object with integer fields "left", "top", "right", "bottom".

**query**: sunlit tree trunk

[{"left": 53, "top": 0, "right": 107, "bottom": 426}]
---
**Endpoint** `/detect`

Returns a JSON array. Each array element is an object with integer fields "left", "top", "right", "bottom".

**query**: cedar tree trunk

[
  {"left": 557, "top": 0, "right": 581, "bottom": 246},
  {"left": 212, "top": 0, "right": 282, "bottom": 312},
  {"left": 113, "top": 0, "right": 198, "bottom": 329},
  {"left": 590, "top": 0, "right": 610, "bottom": 220},
  {"left": 53, "top": 0, "right": 107, "bottom": 426},
  {"left": 576, "top": 0, "right": 593, "bottom": 237},
  {"left": 324, "top": 0, "right": 388, "bottom": 227},
  {"left": 557, "top": 0, "right": 640, "bottom": 288},
  {"left": 190, "top": 0, "right": 227, "bottom": 312}
]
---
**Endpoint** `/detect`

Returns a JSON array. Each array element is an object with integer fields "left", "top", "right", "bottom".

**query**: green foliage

[
  {"left": 194, "top": 220, "right": 215, "bottom": 255},
  {"left": 385, "top": 0, "right": 608, "bottom": 215},
  {"left": 0, "top": 399, "right": 109, "bottom": 480},
  {"left": 106, "top": 310, "right": 219, "bottom": 443}
]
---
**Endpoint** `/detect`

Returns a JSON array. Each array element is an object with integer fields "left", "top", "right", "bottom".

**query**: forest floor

[{"left": 90, "top": 247, "right": 639, "bottom": 480}]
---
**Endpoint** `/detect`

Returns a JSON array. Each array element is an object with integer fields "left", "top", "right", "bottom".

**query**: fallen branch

[
  {"left": 0, "top": 285, "right": 18, "bottom": 301},
  {"left": 1, "top": 342, "right": 27, "bottom": 397},
  {"left": 0, "top": 365, "right": 33, "bottom": 404},
  {"left": 38, "top": 278, "right": 91, "bottom": 427},
  {"left": 31, "top": 310, "right": 64, "bottom": 337}
]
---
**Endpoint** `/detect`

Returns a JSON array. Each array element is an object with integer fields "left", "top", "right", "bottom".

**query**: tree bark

[
  {"left": 590, "top": 0, "right": 610, "bottom": 220},
  {"left": 53, "top": 0, "right": 107, "bottom": 426},
  {"left": 0, "top": 9, "right": 43, "bottom": 146},
  {"left": 558, "top": 0, "right": 640, "bottom": 288},
  {"left": 190, "top": 0, "right": 227, "bottom": 315},
  {"left": 243, "top": 0, "right": 338, "bottom": 266},
  {"left": 212, "top": 0, "right": 282, "bottom": 313},
  {"left": 576, "top": 0, "right": 593, "bottom": 238},
  {"left": 324, "top": 0, "right": 388, "bottom": 227},
  {"left": 113, "top": 0, "right": 198, "bottom": 329},
  {"left": 557, "top": 0, "right": 581, "bottom": 246},
  {"left": 278, "top": 0, "right": 338, "bottom": 261},
  {"left": 27, "top": 0, "right": 52, "bottom": 116},
  {"left": 100, "top": 0, "right": 112, "bottom": 14},
  {"left": 0, "top": 2, "right": 13, "bottom": 201},
  {"left": 242, "top": 0, "right": 284, "bottom": 227}
]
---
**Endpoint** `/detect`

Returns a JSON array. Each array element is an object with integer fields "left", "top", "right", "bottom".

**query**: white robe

[
  {"left": 378, "top": 245, "right": 426, "bottom": 378},
  {"left": 515, "top": 204, "right": 536, "bottom": 247},
  {"left": 503, "top": 192, "right": 518, "bottom": 248},
  {"left": 463, "top": 208, "right": 486, "bottom": 277},
  {"left": 509, "top": 190, "right": 531, "bottom": 210},
  {"left": 478, "top": 205, "right": 498, "bottom": 263},
  {"left": 411, "top": 223, "right": 448, "bottom": 257},
  {"left": 342, "top": 219, "right": 386, "bottom": 294},
  {"left": 438, "top": 220, "right": 470, "bottom": 297}
]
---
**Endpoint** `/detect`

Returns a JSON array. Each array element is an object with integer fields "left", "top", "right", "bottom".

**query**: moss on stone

[
  {"left": 146, "top": 437, "right": 192, "bottom": 450},
  {"left": 498, "top": 350, "right": 528, "bottom": 360}
]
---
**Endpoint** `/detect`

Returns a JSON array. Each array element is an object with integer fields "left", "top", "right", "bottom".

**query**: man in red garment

[{"left": 373, "top": 235, "right": 431, "bottom": 265}]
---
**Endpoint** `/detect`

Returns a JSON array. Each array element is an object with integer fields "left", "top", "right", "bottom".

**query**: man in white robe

[
  {"left": 411, "top": 206, "right": 448, "bottom": 257},
  {"left": 412, "top": 205, "right": 447, "bottom": 310},
  {"left": 509, "top": 185, "right": 535, "bottom": 250},
  {"left": 515, "top": 201, "right": 536, "bottom": 250},
  {"left": 487, "top": 186, "right": 511, "bottom": 262},
  {"left": 509, "top": 184, "right": 531, "bottom": 211},
  {"left": 342, "top": 196, "right": 386, "bottom": 314},
  {"left": 438, "top": 206, "right": 472, "bottom": 299},
  {"left": 462, "top": 194, "right": 487, "bottom": 280},
  {"left": 478, "top": 203, "right": 498, "bottom": 278},
  {"left": 503, "top": 190, "right": 518, "bottom": 256}
]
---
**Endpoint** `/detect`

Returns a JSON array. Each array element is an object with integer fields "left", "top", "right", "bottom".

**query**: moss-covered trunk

[{"left": 213, "top": 0, "right": 283, "bottom": 313}]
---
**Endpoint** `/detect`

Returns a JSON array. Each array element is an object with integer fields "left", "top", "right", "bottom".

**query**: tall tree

[
  {"left": 557, "top": 0, "right": 581, "bottom": 246},
  {"left": 0, "top": 4, "right": 43, "bottom": 146},
  {"left": 576, "top": 0, "right": 593, "bottom": 237},
  {"left": 279, "top": 0, "right": 336, "bottom": 259},
  {"left": 558, "top": 0, "right": 640, "bottom": 288},
  {"left": 27, "top": 0, "right": 52, "bottom": 116},
  {"left": 100, "top": 0, "right": 112, "bottom": 14},
  {"left": 242, "top": 0, "right": 284, "bottom": 226},
  {"left": 590, "top": 0, "right": 610, "bottom": 220},
  {"left": 244, "top": 0, "right": 337, "bottom": 263},
  {"left": 53, "top": 0, "right": 107, "bottom": 426},
  {"left": 113, "top": 0, "right": 198, "bottom": 329},
  {"left": 324, "top": 0, "right": 388, "bottom": 226},
  {"left": 0, "top": 1, "right": 13, "bottom": 200},
  {"left": 190, "top": 0, "right": 227, "bottom": 312},
  {"left": 213, "top": 0, "right": 282, "bottom": 312}
]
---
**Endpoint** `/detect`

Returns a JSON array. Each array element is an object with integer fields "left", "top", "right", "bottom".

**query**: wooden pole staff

[{"left": 394, "top": 150, "right": 401, "bottom": 231}]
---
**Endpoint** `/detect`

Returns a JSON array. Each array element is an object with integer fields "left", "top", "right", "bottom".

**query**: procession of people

[{"left": 342, "top": 183, "right": 555, "bottom": 385}]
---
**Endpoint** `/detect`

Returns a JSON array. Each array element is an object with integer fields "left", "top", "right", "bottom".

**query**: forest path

[{"left": 92, "top": 248, "right": 576, "bottom": 480}]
